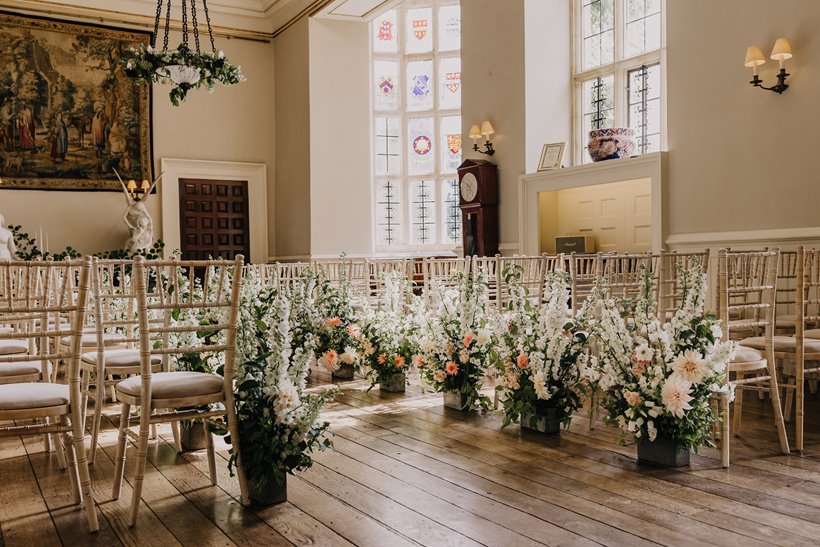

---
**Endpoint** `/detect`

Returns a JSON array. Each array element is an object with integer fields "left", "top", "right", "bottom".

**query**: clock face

[{"left": 461, "top": 172, "right": 478, "bottom": 202}]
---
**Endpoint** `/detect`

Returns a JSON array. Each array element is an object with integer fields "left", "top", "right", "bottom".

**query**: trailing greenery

[
  {"left": 10, "top": 225, "right": 164, "bottom": 261},
  {"left": 124, "top": 44, "right": 244, "bottom": 106}
]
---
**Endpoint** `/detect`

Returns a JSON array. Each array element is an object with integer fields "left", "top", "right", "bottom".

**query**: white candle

[{"left": 39, "top": 226, "right": 43, "bottom": 250}]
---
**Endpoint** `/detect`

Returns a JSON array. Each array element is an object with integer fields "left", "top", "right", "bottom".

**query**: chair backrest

[
  {"left": 656, "top": 249, "right": 711, "bottom": 319},
  {"left": 497, "top": 256, "right": 547, "bottom": 308},
  {"left": 598, "top": 252, "right": 654, "bottom": 301},
  {"left": 132, "top": 256, "right": 244, "bottom": 403},
  {"left": 471, "top": 255, "right": 500, "bottom": 307},
  {"left": 717, "top": 249, "right": 778, "bottom": 341},
  {"left": 0, "top": 259, "right": 90, "bottom": 384},
  {"left": 275, "top": 261, "right": 312, "bottom": 291},
  {"left": 367, "top": 259, "right": 412, "bottom": 310},
  {"left": 422, "top": 257, "right": 469, "bottom": 297},
  {"left": 568, "top": 253, "right": 602, "bottom": 315},
  {"left": 795, "top": 246, "right": 820, "bottom": 356},
  {"left": 774, "top": 250, "right": 799, "bottom": 330}
]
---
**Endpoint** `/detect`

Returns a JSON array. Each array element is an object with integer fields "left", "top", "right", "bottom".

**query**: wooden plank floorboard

[{"left": 0, "top": 372, "right": 819, "bottom": 546}]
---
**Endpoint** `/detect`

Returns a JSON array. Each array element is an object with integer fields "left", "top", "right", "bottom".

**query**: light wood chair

[
  {"left": 82, "top": 258, "right": 175, "bottom": 464},
  {"left": 498, "top": 256, "right": 548, "bottom": 309},
  {"left": 111, "top": 256, "right": 249, "bottom": 526},
  {"left": 774, "top": 250, "right": 800, "bottom": 334},
  {"left": 599, "top": 252, "right": 654, "bottom": 302},
  {"left": 718, "top": 249, "right": 790, "bottom": 465},
  {"left": 471, "top": 255, "right": 500, "bottom": 308},
  {"left": 422, "top": 257, "right": 470, "bottom": 299},
  {"left": 567, "top": 253, "right": 602, "bottom": 316},
  {"left": 656, "top": 250, "right": 710, "bottom": 320},
  {"left": 0, "top": 258, "right": 100, "bottom": 531},
  {"left": 367, "top": 258, "right": 411, "bottom": 309}
]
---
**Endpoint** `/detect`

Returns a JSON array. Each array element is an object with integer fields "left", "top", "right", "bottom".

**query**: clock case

[{"left": 457, "top": 159, "right": 499, "bottom": 257}]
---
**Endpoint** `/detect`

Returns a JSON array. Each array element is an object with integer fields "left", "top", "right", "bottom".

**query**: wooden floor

[{"left": 1, "top": 371, "right": 819, "bottom": 547}]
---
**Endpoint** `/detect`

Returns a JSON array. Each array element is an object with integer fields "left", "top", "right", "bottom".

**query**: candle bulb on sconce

[
  {"left": 469, "top": 120, "right": 495, "bottom": 156},
  {"left": 745, "top": 37, "right": 793, "bottom": 94}
]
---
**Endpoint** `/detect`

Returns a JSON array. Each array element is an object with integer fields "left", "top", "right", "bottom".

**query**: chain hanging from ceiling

[{"left": 124, "top": 0, "right": 245, "bottom": 106}]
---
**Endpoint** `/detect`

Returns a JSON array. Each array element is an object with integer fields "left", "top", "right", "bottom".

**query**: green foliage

[
  {"left": 123, "top": 44, "right": 244, "bottom": 106},
  {"left": 10, "top": 225, "right": 164, "bottom": 261}
]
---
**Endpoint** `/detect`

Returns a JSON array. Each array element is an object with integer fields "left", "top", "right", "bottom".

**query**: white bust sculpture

[{"left": 0, "top": 214, "right": 17, "bottom": 261}]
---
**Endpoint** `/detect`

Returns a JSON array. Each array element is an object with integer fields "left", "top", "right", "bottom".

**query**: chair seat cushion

[
  {"left": 804, "top": 328, "right": 820, "bottom": 340},
  {"left": 0, "top": 339, "right": 29, "bottom": 355},
  {"left": 81, "top": 349, "right": 161, "bottom": 369},
  {"left": 0, "top": 326, "right": 13, "bottom": 335},
  {"left": 732, "top": 346, "right": 764, "bottom": 363},
  {"left": 60, "top": 333, "right": 127, "bottom": 348},
  {"left": 740, "top": 336, "right": 820, "bottom": 353},
  {"left": 0, "top": 360, "right": 52, "bottom": 379},
  {"left": 0, "top": 382, "right": 68, "bottom": 410},
  {"left": 116, "top": 371, "right": 224, "bottom": 400},
  {"left": 775, "top": 314, "right": 796, "bottom": 327}
]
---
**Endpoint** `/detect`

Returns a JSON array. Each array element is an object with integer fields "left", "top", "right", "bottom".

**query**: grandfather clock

[{"left": 457, "top": 159, "right": 498, "bottom": 257}]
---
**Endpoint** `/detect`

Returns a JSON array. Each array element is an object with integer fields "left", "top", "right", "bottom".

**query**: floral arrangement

[
  {"left": 583, "top": 263, "right": 735, "bottom": 450},
  {"left": 313, "top": 275, "right": 362, "bottom": 376},
  {"left": 355, "top": 272, "right": 419, "bottom": 390},
  {"left": 417, "top": 273, "right": 495, "bottom": 411},
  {"left": 230, "top": 272, "right": 338, "bottom": 492},
  {"left": 9, "top": 224, "right": 165, "bottom": 261},
  {"left": 495, "top": 267, "right": 589, "bottom": 429},
  {"left": 124, "top": 44, "right": 244, "bottom": 106}
]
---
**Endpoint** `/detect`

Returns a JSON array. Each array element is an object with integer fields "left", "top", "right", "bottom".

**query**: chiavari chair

[
  {"left": 498, "top": 255, "right": 547, "bottom": 309},
  {"left": 368, "top": 258, "right": 412, "bottom": 310},
  {"left": 111, "top": 256, "right": 249, "bottom": 526},
  {"left": 718, "top": 249, "right": 790, "bottom": 465},
  {"left": 471, "top": 255, "right": 500, "bottom": 308},
  {"left": 774, "top": 250, "right": 800, "bottom": 334},
  {"left": 567, "top": 253, "right": 601, "bottom": 316},
  {"left": 0, "top": 258, "right": 99, "bottom": 531},
  {"left": 656, "top": 249, "right": 710, "bottom": 320},
  {"left": 422, "top": 257, "right": 470, "bottom": 299}
]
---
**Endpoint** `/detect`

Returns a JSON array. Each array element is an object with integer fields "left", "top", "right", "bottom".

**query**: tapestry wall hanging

[{"left": 0, "top": 12, "right": 151, "bottom": 190}]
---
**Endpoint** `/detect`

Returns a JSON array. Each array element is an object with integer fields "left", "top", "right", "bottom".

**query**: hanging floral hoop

[{"left": 123, "top": 0, "right": 245, "bottom": 105}]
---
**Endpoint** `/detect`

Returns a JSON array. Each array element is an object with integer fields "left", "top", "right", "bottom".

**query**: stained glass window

[
  {"left": 373, "top": 10, "right": 398, "bottom": 53},
  {"left": 371, "top": 1, "right": 461, "bottom": 250},
  {"left": 438, "top": 57, "right": 461, "bottom": 110},
  {"left": 373, "top": 59, "right": 399, "bottom": 111},
  {"left": 405, "top": 8, "right": 433, "bottom": 54},
  {"left": 573, "top": 0, "right": 664, "bottom": 164}
]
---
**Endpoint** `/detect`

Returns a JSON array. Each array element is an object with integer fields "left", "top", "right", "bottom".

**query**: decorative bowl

[{"left": 587, "top": 128, "right": 637, "bottom": 162}]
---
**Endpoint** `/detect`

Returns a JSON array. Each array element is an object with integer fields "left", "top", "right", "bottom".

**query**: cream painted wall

[
  {"left": 461, "top": 0, "right": 571, "bottom": 254},
  {"left": 525, "top": 0, "right": 571, "bottom": 172},
  {"left": 0, "top": 31, "right": 276, "bottom": 258},
  {"left": 274, "top": 17, "right": 312, "bottom": 258},
  {"left": 666, "top": 0, "right": 820, "bottom": 237},
  {"left": 308, "top": 18, "right": 373, "bottom": 257},
  {"left": 461, "top": 0, "right": 526, "bottom": 253}
]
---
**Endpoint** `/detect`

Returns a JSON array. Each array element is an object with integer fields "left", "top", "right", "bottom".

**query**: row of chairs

[{"left": 0, "top": 256, "right": 248, "bottom": 530}]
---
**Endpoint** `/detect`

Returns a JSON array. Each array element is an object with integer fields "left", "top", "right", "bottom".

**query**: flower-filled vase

[
  {"left": 443, "top": 389, "right": 470, "bottom": 411},
  {"left": 247, "top": 474, "right": 287, "bottom": 505},
  {"left": 379, "top": 371, "right": 406, "bottom": 393},
  {"left": 332, "top": 362, "right": 355, "bottom": 380},
  {"left": 636, "top": 440, "right": 690, "bottom": 467},
  {"left": 520, "top": 408, "right": 562, "bottom": 435}
]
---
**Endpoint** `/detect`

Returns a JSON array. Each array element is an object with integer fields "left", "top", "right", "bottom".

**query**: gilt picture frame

[
  {"left": 0, "top": 11, "right": 152, "bottom": 191},
  {"left": 537, "top": 142, "right": 566, "bottom": 171}
]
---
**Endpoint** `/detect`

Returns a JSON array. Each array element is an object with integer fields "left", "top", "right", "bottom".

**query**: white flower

[
  {"left": 671, "top": 349, "right": 709, "bottom": 384},
  {"left": 476, "top": 328, "right": 491, "bottom": 346},
  {"left": 532, "top": 371, "right": 551, "bottom": 400},
  {"left": 340, "top": 346, "right": 357, "bottom": 364},
  {"left": 661, "top": 375, "right": 693, "bottom": 419}
]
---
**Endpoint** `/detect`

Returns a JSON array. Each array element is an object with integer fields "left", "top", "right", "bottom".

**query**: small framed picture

[{"left": 538, "top": 142, "right": 566, "bottom": 171}]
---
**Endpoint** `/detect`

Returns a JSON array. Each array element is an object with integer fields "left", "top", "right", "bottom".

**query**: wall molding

[
  {"left": 665, "top": 226, "right": 820, "bottom": 248},
  {"left": 518, "top": 152, "right": 667, "bottom": 255},
  {"left": 161, "top": 158, "right": 269, "bottom": 264}
]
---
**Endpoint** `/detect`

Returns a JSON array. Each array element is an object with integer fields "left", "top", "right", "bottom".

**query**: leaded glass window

[
  {"left": 573, "top": 0, "right": 664, "bottom": 164},
  {"left": 627, "top": 63, "right": 661, "bottom": 154},
  {"left": 372, "top": 1, "right": 462, "bottom": 251}
]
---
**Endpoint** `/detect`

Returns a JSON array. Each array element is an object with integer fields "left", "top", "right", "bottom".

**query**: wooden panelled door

[{"left": 179, "top": 178, "right": 250, "bottom": 260}]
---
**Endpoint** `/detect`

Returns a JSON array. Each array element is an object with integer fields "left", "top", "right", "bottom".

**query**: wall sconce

[
  {"left": 469, "top": 121, "right": 495, "bottom": 156},
  {"left": 745, "top": 37, "right": 793, "bottom": 94},
  {"left": 126, "top": 178, "right": 151, "bottom": 202}
]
